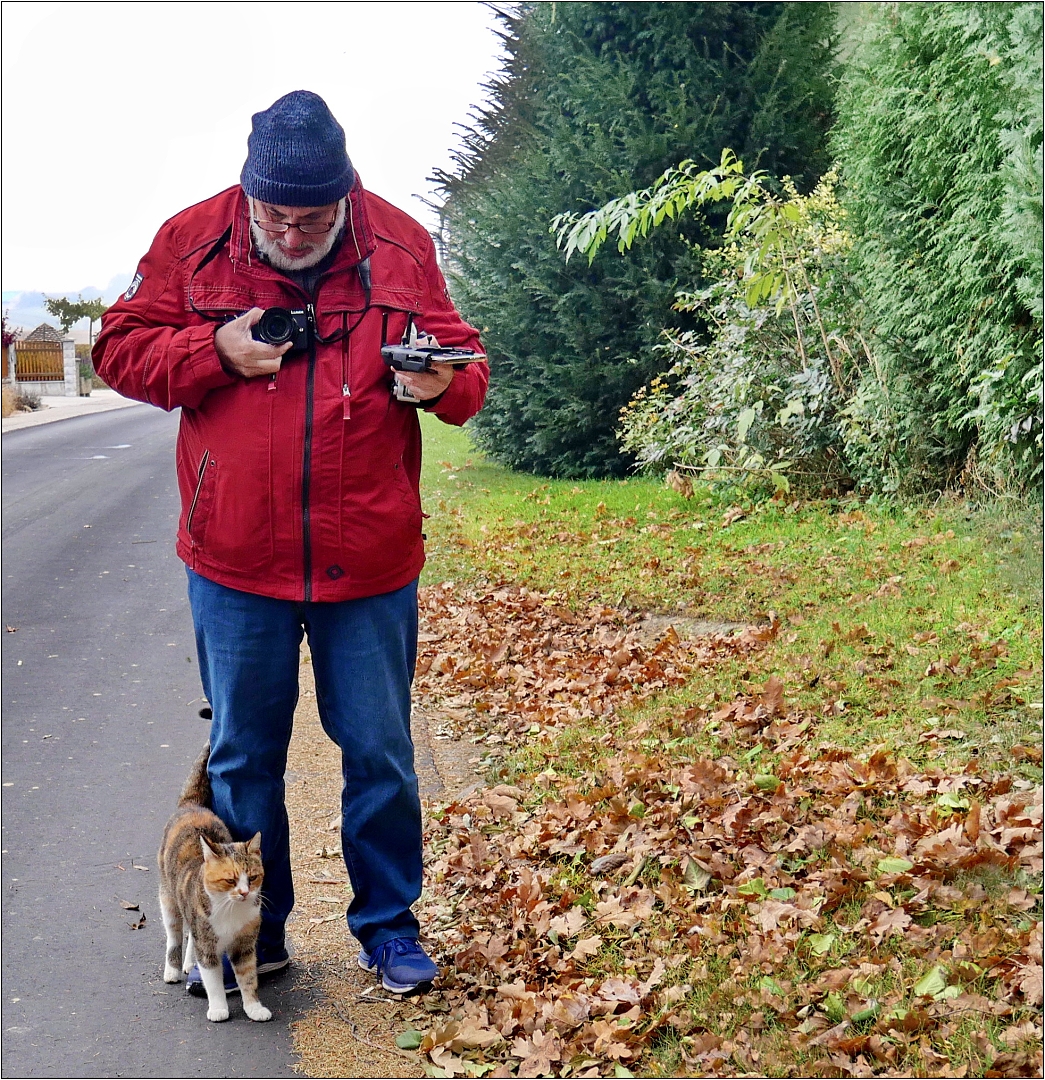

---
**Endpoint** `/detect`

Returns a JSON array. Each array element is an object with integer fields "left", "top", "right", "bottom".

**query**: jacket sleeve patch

[{"left": 123, "top": 271, "right": 144, "bottom": 301}]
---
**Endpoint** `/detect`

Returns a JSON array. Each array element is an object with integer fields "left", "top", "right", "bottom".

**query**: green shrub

[
  {"left": 559, "top": 159, "right": 872, "bottom": 494},
  {"left": 626, "top": 173, "right": 867, "bottom": 494}
]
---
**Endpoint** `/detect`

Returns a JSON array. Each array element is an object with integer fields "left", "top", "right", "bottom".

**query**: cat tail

[{"left": 178, "top": 742, "right": 212, "bottom": 807}]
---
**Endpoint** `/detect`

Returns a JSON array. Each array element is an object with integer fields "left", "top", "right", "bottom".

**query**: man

[{"left": 94, "top": 91, "right": 487, "bottom": 997}]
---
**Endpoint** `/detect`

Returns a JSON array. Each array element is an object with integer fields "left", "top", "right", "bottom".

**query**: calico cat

[{"left": 157, "top": 743, "right": 271, "bottom": 1022}]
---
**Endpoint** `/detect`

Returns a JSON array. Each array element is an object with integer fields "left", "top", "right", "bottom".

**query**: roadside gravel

[{"left": 284, "top": 649, "right": 485, "bottom": 1077}]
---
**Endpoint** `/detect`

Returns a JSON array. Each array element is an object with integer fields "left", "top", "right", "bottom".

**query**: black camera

[{"left": 252, "top": 307, "right": 311, "bottom": 352}]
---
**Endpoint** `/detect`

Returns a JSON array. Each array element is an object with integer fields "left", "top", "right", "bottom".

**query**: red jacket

[{"left": 94, "top": 181, "right": 487, "bottom": 602}]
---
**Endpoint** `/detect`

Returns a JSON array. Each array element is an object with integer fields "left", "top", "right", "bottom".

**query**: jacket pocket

[
  {"left": 337, "top": 453, "right": 423, "bottom": 581},
  {"left": 392, "top": 456, "right": 423, "bottom": 525},
  {"left": 188, "top": 436, "right": 275, "bottom": 574},
  {"left": 185, "top": 451, "right": 212, "bottom": 540},
  {"left": 186, "top": 450, "right": 214, "bottom": 546}
]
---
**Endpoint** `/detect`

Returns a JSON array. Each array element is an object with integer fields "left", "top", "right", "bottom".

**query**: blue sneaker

[
  {"left": 358, "top": 938, "right": 438, "bottom": 994},
  {"left": 185, "top": 944, "right": 290, "bottom": 997}
]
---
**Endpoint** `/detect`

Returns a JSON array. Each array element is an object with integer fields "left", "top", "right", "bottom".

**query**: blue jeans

[{"left": 186, "top": 569, "right": 421, "bottom": 954}]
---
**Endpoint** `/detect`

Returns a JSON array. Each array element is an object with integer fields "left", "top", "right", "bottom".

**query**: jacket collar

[{"left": 229, "top": 175, "right": 377, "bottom": 275}]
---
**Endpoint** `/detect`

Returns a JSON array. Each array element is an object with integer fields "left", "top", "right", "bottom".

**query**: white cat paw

[
  {"left": 207, "top": 1005, "right": 230, "bottom": 1023},
  {"left": 163, "top": 965, "right": 183, "bottom": 983},
  {"left": 244, "top": 1002, "right": 272, "bottom": 1022}
]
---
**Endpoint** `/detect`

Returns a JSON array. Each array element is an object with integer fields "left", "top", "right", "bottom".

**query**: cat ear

[
  {"left": 247, "top": 832, "right": 262, "bottom": 854},
  {"left": 200, "top": 836, "right": 220, "bottom": 862}
]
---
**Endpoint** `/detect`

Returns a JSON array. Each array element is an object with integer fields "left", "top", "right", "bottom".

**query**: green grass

[{"left": 420, "top": 415, "right": 1043, "bottom": 775}]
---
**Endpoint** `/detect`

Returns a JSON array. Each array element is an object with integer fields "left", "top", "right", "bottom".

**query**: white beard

[{"left": 249, "top": 197, "right": 346, "bottom": 271}]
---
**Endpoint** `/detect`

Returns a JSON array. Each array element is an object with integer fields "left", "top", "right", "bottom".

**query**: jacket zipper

[
  {"left": 186, "top": 450, "right": 211, "bottom": 538},
  {"left": 341, "top": 312, "right": 351, "bottom": 420},
  {"left": 302, "top": 304, "right": 317, "bottom": 601}
]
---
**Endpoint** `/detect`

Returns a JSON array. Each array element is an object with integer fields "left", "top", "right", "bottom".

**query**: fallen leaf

[
  {"left": 682, "top": 857, "right": 711, "bottom": 891},
  {"left": 1015, "top": 964, "right": 1043, "bottom": 1006},
  {"left": 396, "top": 1028, "right": 424, "bottom": 1050},
  {"left": 869, "top": 907, "right": 911, "bottom": 943},
  {"left": 549, "top": 907, "right": 587, "bottom": 940},
  {"left": 483, "top": 793, "right": 519, "bottom": 819},
  {"left": 876, "top": 856, "right": 914, "bottom": 875},
  {"left": 808, "top": 933, "right": 836, "bottom": 956},
  {"left": 590, "top": 852, "right": 629, "bottom": 876},
  {"left": 913, "top": 966, "right": 949, "bottom": 998},
  {"left": 306, "top": 913, "right": 342, "bottom": 933},
  {"left": 569, "top": 936, "right": 603, "bottom": 961}
]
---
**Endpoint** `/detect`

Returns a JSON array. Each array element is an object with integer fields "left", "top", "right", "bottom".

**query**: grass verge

[{"left": 408, "top": 416, "right": 1042, "bottom": 1079}]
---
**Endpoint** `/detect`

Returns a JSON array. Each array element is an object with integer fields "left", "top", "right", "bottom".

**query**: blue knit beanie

[{"left": 240, "top": 91, "right": 354, "bottom": 207}]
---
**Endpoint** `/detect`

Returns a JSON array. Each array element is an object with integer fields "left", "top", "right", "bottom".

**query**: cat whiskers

[{"left": 210, "top": 889, "right": 260, "bottom": 912}]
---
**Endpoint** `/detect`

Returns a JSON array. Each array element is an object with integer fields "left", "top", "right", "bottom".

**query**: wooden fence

[{"left": 14, "top": 342, "right": 65, "bottom": 381}]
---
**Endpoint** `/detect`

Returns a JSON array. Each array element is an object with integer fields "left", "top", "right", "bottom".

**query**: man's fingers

[
  {"left": 396, "top": 363, "right": 454, "bottom": 401},
  {"left": 215, "top": 309, "right": 292, "bottom": 378},
  {"left": 244, "top": 342, "right": 291, "bottom": 362},
  {"left": 237, "top": 309, "right": 291, "bottom": 359}
]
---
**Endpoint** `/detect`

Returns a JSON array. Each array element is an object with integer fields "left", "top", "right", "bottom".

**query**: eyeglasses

[{"left": 252, "top": 217, "right": 338, "bottom": 236}]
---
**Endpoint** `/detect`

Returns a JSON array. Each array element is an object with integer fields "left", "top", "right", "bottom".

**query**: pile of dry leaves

[
  {"left": 415, "top": 583, "right": 775, "bottom": 739},
  {"left": 405, "top": 584, "right": 1042, "bottom": 1079}
]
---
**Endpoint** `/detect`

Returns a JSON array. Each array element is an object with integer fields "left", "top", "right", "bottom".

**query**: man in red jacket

[{"left": 94, "top": 91, "right": 488, "bottom": 1002}]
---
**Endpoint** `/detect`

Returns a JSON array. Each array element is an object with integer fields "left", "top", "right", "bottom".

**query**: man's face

[{"left": 249, "top": 197, "right": 346, "bottom": 271}]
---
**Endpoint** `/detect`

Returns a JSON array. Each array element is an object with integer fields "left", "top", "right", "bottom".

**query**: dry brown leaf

[
  {"left": 590, "top": 852, "right": 629, "bottom": 875},
  {"left": 569, "top": 936, "right": 603, "bottom": 962}
]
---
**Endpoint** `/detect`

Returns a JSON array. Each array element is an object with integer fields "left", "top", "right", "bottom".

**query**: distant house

[{"left": 24, "top": 323, "right": 66, "bottom": 343}]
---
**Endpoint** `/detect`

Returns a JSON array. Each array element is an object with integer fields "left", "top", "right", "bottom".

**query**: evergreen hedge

[
  {"left": 833, "top": 1, "right": 1043, "bottom": 490},
  {"left": 438, "top": 2, "right": 838, "bottom": 477}
]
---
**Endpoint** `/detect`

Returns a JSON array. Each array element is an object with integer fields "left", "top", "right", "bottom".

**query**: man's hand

[
  {"left": 215, "top": 308, "right": 291, "bottom": 378},
  {"left": 394, "top": 361, "right": 455, "bottom": 402},
  {"left": 393, "top": 330, "right": 454, "bottom": 402}
]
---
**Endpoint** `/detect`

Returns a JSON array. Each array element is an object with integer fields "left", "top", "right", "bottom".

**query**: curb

[{"left": 2, "top": 392, "right": 144, "bottom": 433}]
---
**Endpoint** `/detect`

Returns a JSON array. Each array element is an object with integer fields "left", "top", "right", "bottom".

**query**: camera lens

[{"left": 254, "top": 308, "right": 295, "bottom": 346}]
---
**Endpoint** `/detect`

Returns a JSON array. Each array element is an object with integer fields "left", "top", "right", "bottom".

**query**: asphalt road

[{"left": 2, "top": 407, "right": 308, "bottom": 1078}]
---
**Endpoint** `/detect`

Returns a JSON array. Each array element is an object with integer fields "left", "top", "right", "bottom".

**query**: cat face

[{"left": 200, "top": 833, "right": 264, "bottom": 903}]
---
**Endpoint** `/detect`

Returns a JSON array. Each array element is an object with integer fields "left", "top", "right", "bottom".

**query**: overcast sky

[{"left": 1, "top": 1, "right": 505, "bottom": 301}]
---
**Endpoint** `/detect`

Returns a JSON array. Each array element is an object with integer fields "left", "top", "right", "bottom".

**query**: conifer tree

[
  {"left": 437, "top": 2, "right": 838, "bottom": 477},
  {"left": 833, "top": 1, "right": 1043, "bottom": 489}
]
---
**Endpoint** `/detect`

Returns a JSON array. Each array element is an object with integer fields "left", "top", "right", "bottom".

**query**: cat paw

[
  {"left": 207, "top": 1005, "right": 230, "bottom": 1023},
  {"left": 163, "top": 966, "right": 183, "bottom": 983},
  {"left": 244, "top": 1002, "right": 272, "bottom": 1022}
]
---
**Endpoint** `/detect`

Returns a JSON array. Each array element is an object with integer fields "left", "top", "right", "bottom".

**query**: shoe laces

[{"left": 368, "top": 937, "right": 421, "bottom": 970}]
